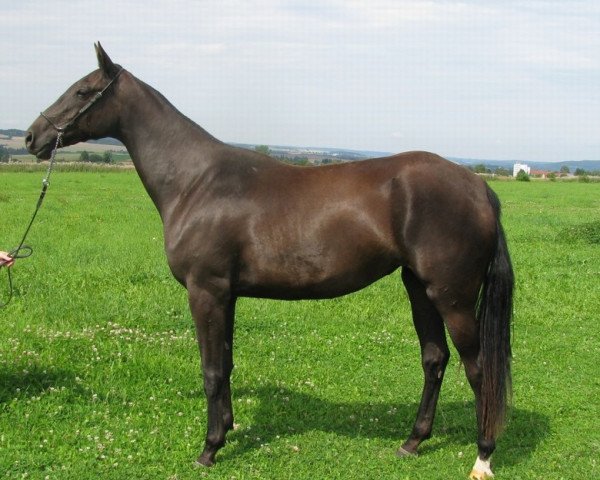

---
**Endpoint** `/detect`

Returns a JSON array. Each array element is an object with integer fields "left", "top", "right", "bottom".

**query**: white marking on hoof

[{"left": 469, "top": 456, "right": 494, "bottom": 479}]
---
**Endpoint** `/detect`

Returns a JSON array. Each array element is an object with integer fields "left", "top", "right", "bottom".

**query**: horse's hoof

[
  {"left": 195, "top": 455, "right": 215, "bottom": 468},
  {"left": 469, "top": 456, "right": 494, "bottom": 479},
  {"left": 396, "top": 446, "right": 418, "bottom": 458},
  {"left": 469, "top": 469, "right": 494, "bottom": 480}
]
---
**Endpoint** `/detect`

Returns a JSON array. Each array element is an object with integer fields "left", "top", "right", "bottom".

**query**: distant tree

[
  {"left": 255, "top": 145, "right": 271, "bottom": 156},
  {"left": 0, "top": 145, "right": 9, "bottom": 162},
  {"left": 472, "top": 163, "right": 490, "bottom": 174},
  {"left": 0, "top": 129, "right": 26, "bottom": 138},
  {"left": 293, "top": 156, "right": 310, "bottom": 166},
  {"left": 548, "top": 172, "right": 557, "bottom": 181},
  {"left": 79, "top": 150, "right": 90, "bottom": 162},
  {"left": 560, "top": 165, "right": 570, "bottom": 174},
  {"left": 574, "top": 168, "right": 587, "bottom": 176},
  {"left": 494, "top": 167, "right": 511, "bottom": 177},
  {"left": 103, "top": 151, "right": 113, "bottom": 164},
  {"left": 7, "top": 147, "right": 28, "bottom": 155},
  {"left": 89, "top": 153, "right": 103, "bottom": 163},
  {"left": 516, "top": 170, "right": 530, "bottom": 182}
]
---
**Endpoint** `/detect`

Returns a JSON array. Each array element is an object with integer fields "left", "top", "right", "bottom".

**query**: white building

[{"left": 513, "top": 163, "right": 530, "bottom": 177}]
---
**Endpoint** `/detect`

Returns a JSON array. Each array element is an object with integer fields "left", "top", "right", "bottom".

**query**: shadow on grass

[
  {"left": 222, "top": 385, "right": 549, "bottom": 469},
  {"left": 0, "top": 366, "right": 80, "bottom": 404}
]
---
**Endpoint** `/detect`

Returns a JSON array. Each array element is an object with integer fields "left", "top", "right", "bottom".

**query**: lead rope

[{"left": 0, "top": 132, "right": 63, "bottom": 307}]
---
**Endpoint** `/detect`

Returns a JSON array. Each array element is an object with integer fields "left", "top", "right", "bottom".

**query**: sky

[{"left": 1, "top": 0, "right": 599, "bottom": 162}]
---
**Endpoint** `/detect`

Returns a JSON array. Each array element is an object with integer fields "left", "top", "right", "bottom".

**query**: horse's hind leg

[
  {"left": 398, "top": 267, "right": 450, "bottom": 456},
  {"left": 431, "top": 296, "right": 496, "bottom": 479}
]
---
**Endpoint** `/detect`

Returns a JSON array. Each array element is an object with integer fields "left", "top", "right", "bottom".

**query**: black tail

[{"left": 478, "top": 185, "right": 514, "bottom": 439}]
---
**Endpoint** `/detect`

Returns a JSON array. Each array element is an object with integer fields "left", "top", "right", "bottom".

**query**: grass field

[
  {"left": 8, "top": 153, "right": 132, "bottom": 164},
  {"left": 0, "top": 171, "right": 598, "bottom": 479}
]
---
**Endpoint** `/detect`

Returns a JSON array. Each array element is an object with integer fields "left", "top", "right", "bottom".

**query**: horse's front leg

[{"left": 188, "top": 283, "right": 236, "bottom": 467}]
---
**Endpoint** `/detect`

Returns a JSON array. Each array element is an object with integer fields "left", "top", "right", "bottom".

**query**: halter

[{"left": 40, "top": 67, "right": 124, "bottom": 133}]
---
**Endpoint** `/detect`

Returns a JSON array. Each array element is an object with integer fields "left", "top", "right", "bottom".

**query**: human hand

[{"left": 0, "top": 251, "right": 15, "bottom": 268}]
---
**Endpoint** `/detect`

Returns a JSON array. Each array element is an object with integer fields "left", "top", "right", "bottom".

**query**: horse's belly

[{"left": 235, "top": 248, "right": 401, "bottom": 300}]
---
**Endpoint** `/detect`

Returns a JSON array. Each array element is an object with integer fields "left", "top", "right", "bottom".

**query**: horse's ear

[{"left": 95, "top": 42, "right": 119, "bottom": 78}]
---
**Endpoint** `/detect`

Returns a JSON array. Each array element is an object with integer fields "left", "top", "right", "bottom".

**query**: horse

[{"left": 25, "top": 43, "right": 513, "bottom": 480}]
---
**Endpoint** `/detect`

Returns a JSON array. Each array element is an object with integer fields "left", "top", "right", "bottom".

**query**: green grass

[
  {"left": 1, "top": 163, "right": 133, "bottom": 174},
  {"left": 8, "top": 151, "right": 131, "bottom": 165},
  {"left": 0, "top": 173, "right": 598, "bottom": 479}
]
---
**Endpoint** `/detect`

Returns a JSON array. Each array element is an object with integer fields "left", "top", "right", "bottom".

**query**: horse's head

[{"left": 26, "top": 43, "right": 123, "bottom": 159}]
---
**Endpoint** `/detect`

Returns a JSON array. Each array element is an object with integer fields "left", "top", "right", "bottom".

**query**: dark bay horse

[{"left": 25, "top": 44, "right": 513, "bottom": 480}]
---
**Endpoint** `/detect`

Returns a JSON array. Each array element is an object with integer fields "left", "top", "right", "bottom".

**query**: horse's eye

[{"left": 76, "top": 89, "right": 91, "bottom": 98}]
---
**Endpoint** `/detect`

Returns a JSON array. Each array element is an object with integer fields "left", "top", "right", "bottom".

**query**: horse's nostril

[{"left": 25, "top": 131, "right": 33, "bottom": 148}]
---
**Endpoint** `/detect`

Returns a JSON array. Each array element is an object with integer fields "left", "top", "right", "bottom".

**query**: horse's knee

[{"left": 203, "top": 370, "right": 224, "bottom": 399}]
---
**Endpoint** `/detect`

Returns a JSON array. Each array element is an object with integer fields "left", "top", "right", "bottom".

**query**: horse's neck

[{"left": 116, "top": 74, "right": 221, "bottom": 216}]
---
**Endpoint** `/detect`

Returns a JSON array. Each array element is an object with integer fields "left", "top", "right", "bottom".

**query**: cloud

[{"left": 2, "top": 1, "right": 599, "bottom": 161}]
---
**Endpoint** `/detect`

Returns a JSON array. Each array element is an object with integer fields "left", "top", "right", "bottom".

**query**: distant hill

[
  {"left": 0, "top": 128, "right": 27, "bottom": 138},
  {"left": 231, "top": 143, "right": 390, "bottom": 162},
  {"left": 451, "top": 157, "right": 600, "bottom": 173},
  {"left": 237, "top": 142, "right": 600, "bottom": 171},
  {"left": 0, "top": 129, "right": 124, "bottom": 148},
  {"left": 2, "top": 129, "right": 598, "bottom": 170},
  {"left": 86, "top": 137, "right": 124, "bottom": 147}
]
